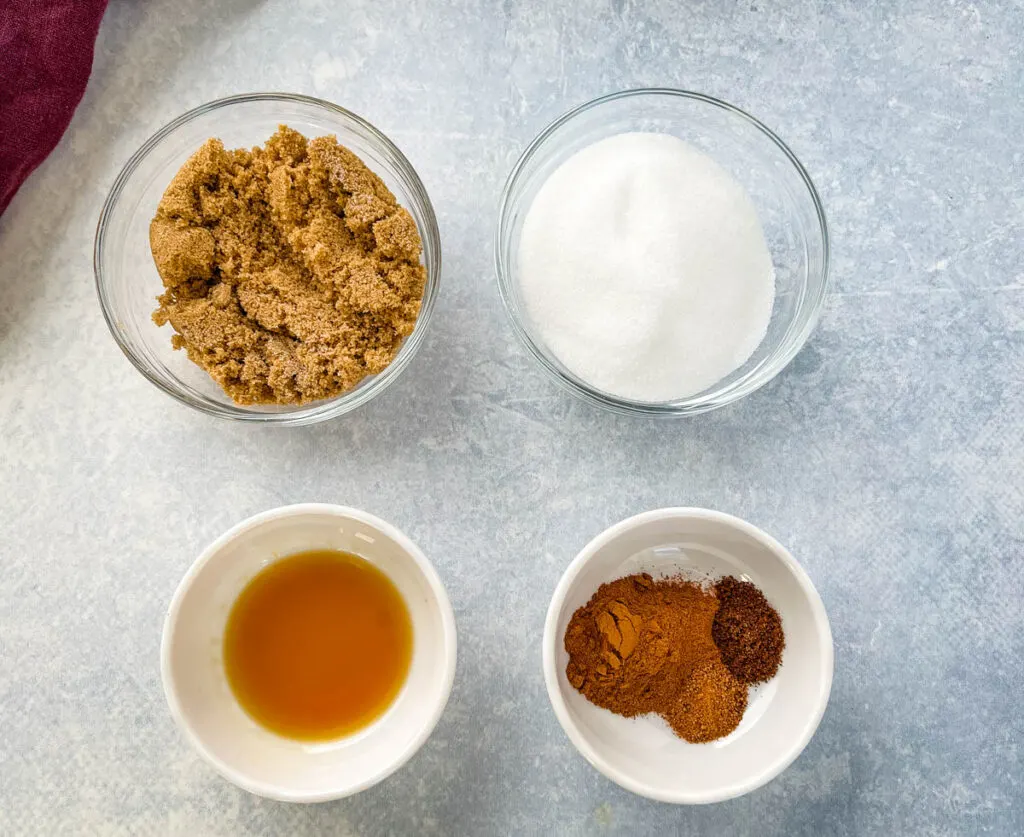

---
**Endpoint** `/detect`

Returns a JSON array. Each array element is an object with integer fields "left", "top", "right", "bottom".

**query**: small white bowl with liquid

[
  {"left": 161, "top": 504, "right": 457, "bottom": 802},
  {"left": 542, "top": 508, "right": 832, "bottom": 804}
]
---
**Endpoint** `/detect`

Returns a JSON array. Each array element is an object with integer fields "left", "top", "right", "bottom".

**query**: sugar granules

[
  {"left": 150, "top": 126, "right": 425, "bottom": 406},
  {"left": 518, "top": 132, "right": 775, "bottom": 402}
]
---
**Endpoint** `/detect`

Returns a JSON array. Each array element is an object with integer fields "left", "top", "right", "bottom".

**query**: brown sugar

[
  {"left": 712, "top": 576, "right": 785, "bottom": 684},
  {"left": 149, "top": 126, "right": 426, "bottom": 405}
]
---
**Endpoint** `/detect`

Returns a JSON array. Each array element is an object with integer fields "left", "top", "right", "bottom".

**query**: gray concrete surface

[{"left": 1, "top": 0, "right": 1021, "bottom": 833}]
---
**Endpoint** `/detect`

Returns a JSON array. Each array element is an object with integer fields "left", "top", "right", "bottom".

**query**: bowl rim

[
  {"left": 541, "top": 507, "right": 834, "bottom": 804},
  {"left": 495, "top": 87, "right": 832, "bottom": 417},
  {"left": 94, "top": 92, "right": 441, "bottom": 426},
  {"left": 160, "top": 502, "right": 458, "bottom": 802}
]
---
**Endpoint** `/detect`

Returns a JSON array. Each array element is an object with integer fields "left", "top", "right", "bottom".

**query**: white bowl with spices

[
  {"left": 161, "top": 504, "right": 457, "bottom": 802},
  {"left": 542, "top": 508, "right": 833, "bottom": 804}
]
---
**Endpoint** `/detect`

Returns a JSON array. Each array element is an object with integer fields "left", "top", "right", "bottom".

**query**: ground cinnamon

[
  {"left": 712, "top": 576, "right": 785, "bottom": 683},
  {"left": 564, "top": 573, "right": 751, "bottom": 742},
  {"left": 564, "top": 574, "right": 720, "bottom": 718}
]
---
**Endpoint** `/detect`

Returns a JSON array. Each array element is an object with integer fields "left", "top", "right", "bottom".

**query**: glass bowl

[
  {"left": 495, "top": 89, "right": 830, "bottom": 416},
  {"left": 94, "top": 93, "right": 441, "bottom": 425}
]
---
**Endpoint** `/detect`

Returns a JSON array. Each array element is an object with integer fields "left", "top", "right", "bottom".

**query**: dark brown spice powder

[{"left": 712, "top": 576, "right": 785, "bottom": 684}]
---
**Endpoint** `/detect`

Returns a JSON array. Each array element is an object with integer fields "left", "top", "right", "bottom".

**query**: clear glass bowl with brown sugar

[{"left": 94, "top": 93, "right": 441, "bottom": 425}]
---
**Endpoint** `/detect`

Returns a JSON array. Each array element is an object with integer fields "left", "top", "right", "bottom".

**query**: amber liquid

[{"left": 223, "top": 549, "right": 413, "bottom": 741}]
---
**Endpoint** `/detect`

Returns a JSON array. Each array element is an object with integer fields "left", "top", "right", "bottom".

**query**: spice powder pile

[
  {"left": 150, "top": 126, "right": 426, "bottom": 405},
  {"left": 564, "top": 573, "right": 784, "bottom": 743}
]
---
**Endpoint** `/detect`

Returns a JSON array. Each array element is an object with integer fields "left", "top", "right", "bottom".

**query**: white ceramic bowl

[
  {"left": 161, "top": 504, "right": 457, "bottom": 802},
  {"left": 542, "top": 508, "right": 833, "bottom": 804}
]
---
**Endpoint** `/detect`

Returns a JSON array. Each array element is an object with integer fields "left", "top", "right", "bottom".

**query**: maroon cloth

[{"left": 0, "top": 0, "right": 108, "bottom": 215}]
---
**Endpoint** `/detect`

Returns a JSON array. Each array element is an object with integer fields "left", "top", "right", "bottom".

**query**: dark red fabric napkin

[{"left": 0, "top": 0, "right": 109, "bottom": 216}]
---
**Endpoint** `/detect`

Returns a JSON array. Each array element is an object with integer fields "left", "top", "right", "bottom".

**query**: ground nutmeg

[{"left": 712, "top": 576, "right": 785, "bottom": 684}]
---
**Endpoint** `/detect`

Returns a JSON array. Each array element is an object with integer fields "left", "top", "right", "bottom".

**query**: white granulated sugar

[{"left": 518, "top": 132, "right": 775, "bottom": 402}]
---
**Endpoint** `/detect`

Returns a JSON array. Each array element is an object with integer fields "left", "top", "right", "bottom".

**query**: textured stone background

[{"left": 1, "top": 0, "right": 1022, "bottom": 834}]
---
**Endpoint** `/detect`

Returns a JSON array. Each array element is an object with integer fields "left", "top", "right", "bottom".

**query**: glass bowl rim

[
  {"left": 494, "top": 87, "right": 831, "bottom": 417},
  {"left": 93, "top": 91, "right": 441, "bottom": 426}
]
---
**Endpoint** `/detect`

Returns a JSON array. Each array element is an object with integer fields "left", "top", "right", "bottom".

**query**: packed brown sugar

[{"left": 149, "top": 125, "right": 426, "bottom": 405}]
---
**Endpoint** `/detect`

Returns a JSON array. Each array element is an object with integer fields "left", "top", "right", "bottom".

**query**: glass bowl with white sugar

[{"left": 495, "top": 89, "right": 830, "bottom": 416}]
